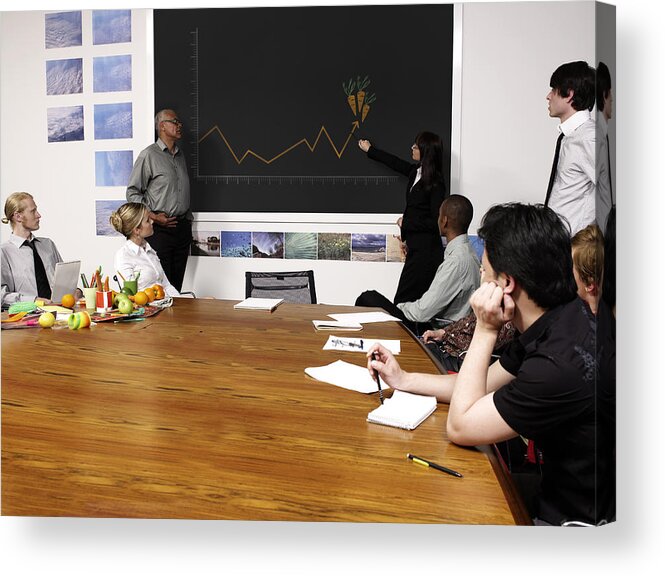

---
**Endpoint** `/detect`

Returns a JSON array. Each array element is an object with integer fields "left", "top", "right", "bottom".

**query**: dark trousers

[
  {"left": 355, "top": 289, "right": 429, "bottom": 335},
  {"left": 149, "top": 218, "right": 192, "bottom": 292},
  {"left": 393, "top": 246, "right": 444, "bottom": 305}
]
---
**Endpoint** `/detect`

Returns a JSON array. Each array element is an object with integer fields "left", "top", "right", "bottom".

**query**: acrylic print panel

[
  {"left": 46, "top": 58, "right": 83, "bottom": 96},
  {"left": 192, "top": 231, "right": 221, "bottom": 257},
  {"left": 252, "top": 232, "right": 284, "bottom": 258},
  {"left": 45, "top": 11, "right": 82, "bottom": 49},
  {"left": 221, "top": 231, "right": 252, "bottom": 258},
  {"left": 94, "top": 103, "right": 133, "bottom": 140},
  {"left": 95, "top": 151, "right": 134, "bottom": 186},
  {"left": 93, "top": 10, "right": 132, "bottom": 45},
  {"left": 93, "top": 55, "right": 132, "bottom": 93},
  {"left": 47, "top": 105, "right": 84, "bottom": 143}
]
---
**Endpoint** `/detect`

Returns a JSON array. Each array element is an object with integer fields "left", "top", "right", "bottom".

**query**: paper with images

[
  {"left": 305, "top": 359, "right": 389, "bottom": 394},
  {"left": 323, "top": 336, "right": 401, "bottom": 354}
]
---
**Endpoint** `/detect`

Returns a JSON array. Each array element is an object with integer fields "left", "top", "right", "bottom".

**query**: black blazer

[{"left": 367, "top": 145, "right": 447, "bottom": 251}]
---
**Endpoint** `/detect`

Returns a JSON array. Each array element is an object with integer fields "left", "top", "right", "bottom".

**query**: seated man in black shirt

[{"left": 366, "top": 203, "right": 615, "bottom": 526}]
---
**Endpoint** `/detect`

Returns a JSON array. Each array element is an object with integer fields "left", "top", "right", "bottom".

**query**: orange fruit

[
  {"left": 61, "top": 293, "right": 75, "bottom": 309},
  {"left": 133, "top": 291, "right": 149, "bottom": 306},
  {"left": 152, "top": 284, "right": 165, "bottom": 300},
  {"left": 144, "top": 288, "right": 156, "bottom": 302}
]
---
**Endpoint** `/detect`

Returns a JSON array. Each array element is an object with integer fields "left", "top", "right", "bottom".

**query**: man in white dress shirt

[
  {"left": 544, "top": 61, "right": 596, "bottom": 236},
  {"left": 1, "top": 192, "right": 63, "bottom": 308}
]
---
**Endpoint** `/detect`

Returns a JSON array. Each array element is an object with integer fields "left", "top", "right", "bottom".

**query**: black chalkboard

[{"left": 154, "top": 5, "right": 454, "bottom": 214}]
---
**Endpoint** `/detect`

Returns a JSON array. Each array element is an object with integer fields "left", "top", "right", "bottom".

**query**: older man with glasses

[{"left": 126, "top": 108, "right": 192, "bottom": 292}]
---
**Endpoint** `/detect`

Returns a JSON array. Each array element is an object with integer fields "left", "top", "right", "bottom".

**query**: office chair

[{"left": 245, "top": 270, "right": 317, "bottom": 304}]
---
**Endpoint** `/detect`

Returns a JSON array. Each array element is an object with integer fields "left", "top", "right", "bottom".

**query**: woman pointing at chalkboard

[{"left": 358, "top": 132, "right": 447, "bottom": 304}]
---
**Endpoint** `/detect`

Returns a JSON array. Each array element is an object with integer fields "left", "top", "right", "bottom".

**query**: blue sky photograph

[
  {"left": 45, "top": 11, "right": 82, "bottom": 49},
  {"left": 94, "top": 55, "right": 132, "bottom": 93},
  {"left": 93, "top": 10, "right": 131, "bottom": 45},
  {"left": 46, "top": 58, "right": 83, "bottom": 95},
  {"left": 94, "top": 103, "right": 133, "bottom": 140},
  {"left": 95, "top": 150, "right": 134, "bottom": 186}
]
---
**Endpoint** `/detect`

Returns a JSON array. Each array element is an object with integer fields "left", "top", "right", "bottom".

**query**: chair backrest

[{"left": 245, "top": 270, "right": 317, "bottom": 304}]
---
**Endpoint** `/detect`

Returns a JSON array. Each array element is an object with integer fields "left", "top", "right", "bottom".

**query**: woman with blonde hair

[{"left": 110, "top": 202, "right": 180, "bottom": 297}]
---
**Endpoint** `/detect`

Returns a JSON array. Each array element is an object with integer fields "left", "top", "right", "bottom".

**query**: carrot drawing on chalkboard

[
  {"left": 361, "top": 93, "right": 376, "bottom": 123},
  {"left": 356, "top": 76, "right": 370, "bottom": 113},
  {"left": 343, "top": 76, "right": 375, "bottom": 123},
  {"left": 343, "top": 79, "right": 357, "bottom": 116}
]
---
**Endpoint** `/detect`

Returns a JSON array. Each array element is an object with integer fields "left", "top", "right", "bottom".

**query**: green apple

[
  {"left": 68, "top": 313, "right": 80, "bottom": 330},
  {"left": 117, "top": 298, "right": 133, "bottom": 314}
]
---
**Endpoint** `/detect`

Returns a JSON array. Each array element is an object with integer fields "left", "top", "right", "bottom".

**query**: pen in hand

[{"left": 371, "top": 351, "right": 384, "bottom": 404}]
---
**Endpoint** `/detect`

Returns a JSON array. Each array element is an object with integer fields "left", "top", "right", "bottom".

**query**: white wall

[{"left": 1, "top": 2, "right": 597, "bottom": 304}]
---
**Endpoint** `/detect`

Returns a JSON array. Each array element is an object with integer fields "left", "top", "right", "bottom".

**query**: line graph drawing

[{"left": 198, "top": 121, "right": 360, "bottom": 165}]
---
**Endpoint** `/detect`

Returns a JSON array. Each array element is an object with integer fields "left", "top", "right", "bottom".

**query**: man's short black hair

[
  {"left": 478, "top": 203, "right": 577, "bottom": 310},
  {"left": 550, "top": 60, "right": 596, "bottom": 112},
  {"left": 442, "top": 194, "right": 473, "bottom": 234},
  {"left": 596, "top": 61, "right": 612, "bottom": 112}
]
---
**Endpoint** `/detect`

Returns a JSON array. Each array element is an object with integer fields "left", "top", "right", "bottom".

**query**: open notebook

[{"left": 367, "top": 390, "right": 437, "bottom": 430}]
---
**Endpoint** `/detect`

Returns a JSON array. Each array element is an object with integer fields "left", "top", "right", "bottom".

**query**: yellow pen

[{"left": 407, "top": 453, "right": 463, "bottom": 478}]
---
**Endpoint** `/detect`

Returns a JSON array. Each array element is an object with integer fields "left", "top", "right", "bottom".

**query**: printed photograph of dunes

[{"left": 351, "top": 233, "right": 386, "bottom": 262}]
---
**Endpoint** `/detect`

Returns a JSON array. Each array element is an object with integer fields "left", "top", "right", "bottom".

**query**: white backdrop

[{"left": 4, "top": 1, "right": 657, "bottom": 575}]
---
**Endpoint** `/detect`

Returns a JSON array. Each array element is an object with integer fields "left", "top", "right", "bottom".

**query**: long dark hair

[{"left": 414, "top": 131, "right": 443, "bottom": 189}]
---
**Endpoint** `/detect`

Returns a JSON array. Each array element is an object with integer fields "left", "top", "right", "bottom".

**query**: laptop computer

[{"left": 50, "top": 260, "right": 81, "bottom": 303}]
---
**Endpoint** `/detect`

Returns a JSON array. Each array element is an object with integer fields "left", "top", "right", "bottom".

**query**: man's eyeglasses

[{"left": 162, "top": 119, "right": 182, "bottom": 126}]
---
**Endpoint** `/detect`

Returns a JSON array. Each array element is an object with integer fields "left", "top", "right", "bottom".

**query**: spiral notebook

[{"left": 367, "top": 390, "right": 437, "bottom": 430}]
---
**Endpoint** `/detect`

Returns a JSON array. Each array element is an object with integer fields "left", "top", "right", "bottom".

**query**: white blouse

[{"left": 114, "top": 239, "right": 180, "bottom": 297}]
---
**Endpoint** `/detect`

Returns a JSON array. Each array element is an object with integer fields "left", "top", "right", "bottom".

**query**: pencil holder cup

[
  {"left": 83, "top": 287, "right": 97, "bottom": 311},
  {"left": 122, "top": 280, "right": 137, "bottom": 295},
  {"left": 96, "top": 290, "right": 113, "bottom": 313}
]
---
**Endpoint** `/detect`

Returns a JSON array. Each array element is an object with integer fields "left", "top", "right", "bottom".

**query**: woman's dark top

[{"left": 367, "top": 145, "right": 447, "bottom": 304}]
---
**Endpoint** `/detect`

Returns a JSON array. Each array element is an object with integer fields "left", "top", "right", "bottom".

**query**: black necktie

[
  {"left": 545, "top": 132, "right": 564, "bottom": 207},
  {"left": 607, "top": 134, "right": 614, "bottom": 205},
  {"left": 24, "top": 239, "right": 51, "bottom": 299}
]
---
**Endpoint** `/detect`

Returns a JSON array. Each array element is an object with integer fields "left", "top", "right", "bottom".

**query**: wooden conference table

[{"left": 2, "top": 298, "right": 528, "bottom": 524}]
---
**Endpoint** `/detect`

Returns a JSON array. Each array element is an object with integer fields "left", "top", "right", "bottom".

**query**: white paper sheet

[
  {"left": 305, "top": 359, "right": 390, "bottom": 393},
  {"left": 323, "top": 336, "right": 401, "bottom": 354},
  {"left": 327, "top": 311, "right": 401, "bottom": 324}
]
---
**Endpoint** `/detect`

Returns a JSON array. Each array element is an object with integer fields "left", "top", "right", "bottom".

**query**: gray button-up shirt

[
  {"left": 397, "top": 234, "right": 480, "bottom": 326},
  {"left": 126, "top": 138, "right": 191, "bottom": 219},
  {"left": 1, "top": 233, "right": 62, "bottom": 308}
]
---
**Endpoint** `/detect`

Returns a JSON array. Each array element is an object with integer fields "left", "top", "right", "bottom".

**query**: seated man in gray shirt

[
  {"left": 1, "top": 192, "right": 63, "bottom": 309},
  {"left": 355, "top": 194, "right": 480, "bottom": 334}
]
